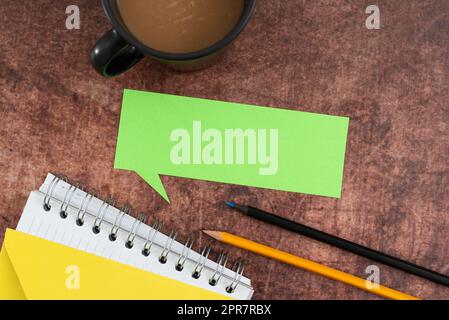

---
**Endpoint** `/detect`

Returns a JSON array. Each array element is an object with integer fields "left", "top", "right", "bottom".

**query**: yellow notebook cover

[{"left": 0, "top": 229, "right": 230, "bottom": 300}]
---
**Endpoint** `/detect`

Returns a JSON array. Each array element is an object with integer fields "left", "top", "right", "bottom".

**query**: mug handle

[{"left": 90, "top": 29, "right": 144, "bottom": 77}]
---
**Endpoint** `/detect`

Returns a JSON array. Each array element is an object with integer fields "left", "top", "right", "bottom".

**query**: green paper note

[{"left": 115, "top": 89, "right": 349, "bottom": 202}]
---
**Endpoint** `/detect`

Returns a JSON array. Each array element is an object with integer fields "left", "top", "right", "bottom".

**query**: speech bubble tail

[{"left": 136, "top": 170, "right": 170, "bottom": 204}]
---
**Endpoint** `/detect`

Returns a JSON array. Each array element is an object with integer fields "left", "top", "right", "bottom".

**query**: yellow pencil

[{"left": 203, "top": 230, "right": 420, "bottom": 300}]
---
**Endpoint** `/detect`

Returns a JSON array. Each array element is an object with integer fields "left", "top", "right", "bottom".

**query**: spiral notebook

[{"left": 0, "top": 173, "right": 254, "bottom": 299}]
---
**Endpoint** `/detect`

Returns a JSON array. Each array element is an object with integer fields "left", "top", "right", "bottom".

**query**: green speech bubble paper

[{"left": 115, "top": 89, "right": 349, "bottom": 203}]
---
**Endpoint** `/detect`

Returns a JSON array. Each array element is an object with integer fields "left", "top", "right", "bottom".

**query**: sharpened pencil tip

[
  {"left": 203, "top": 230, "right": 222, "bottom": 240},
  {"left": 226, "top": 201, "right": 236, "bottom": 208},
  {"left": 225, "top": 201, "right": 248, "bottom": 213}
]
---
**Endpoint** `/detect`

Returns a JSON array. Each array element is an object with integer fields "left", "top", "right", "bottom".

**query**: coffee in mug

[
  {"left": 91, "top": 0, "right": 256, "bottom": 76},
  {"left": 117, "top": 0, "right": 245, "bottom": 53}
]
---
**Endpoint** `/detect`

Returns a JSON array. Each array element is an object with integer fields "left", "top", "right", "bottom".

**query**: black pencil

[{"left": 226, "top": 201, "right": 449, "bottom": 287}]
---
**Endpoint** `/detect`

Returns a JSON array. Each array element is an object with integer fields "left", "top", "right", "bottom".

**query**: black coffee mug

[{"left": 91, "top": 0, "right": 257, "bottom": 77}]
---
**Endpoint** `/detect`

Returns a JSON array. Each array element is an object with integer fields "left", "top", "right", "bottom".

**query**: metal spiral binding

[
  {"left": 42, "top": 175, "right": 245, "bottom": 293},
  {"left": 43, "top": 175, "right": 65, "bottom": 211},
  {"left": 125, "top": 213, "right": 147, "bottom": 249},
  {"left": 192, "top": 245, "right": 211, "bottom": 279},
  {"left": 209, "top": 252, "right": 228, "bottom": 286},
  {"left": 76, "top": 189, "right": 96, "bottom": 226},
  {"left": 226, "top": 260, "right": 244, "bottom": 293},
  {"left": 59, "top": 184, "right": 80, "bottom": 219},
  {"left": 109, "top": 205, "right": 130, "bottom": 241},
  {"left": 176, "top": 237, "right": 194, "bottom": 271},
  {"left": 159, "top": 230, "right": 177, "bottom": 264},
  {"left": 92, "top": 198, "right": 115, "bottom": 234},
  {"left": 142, "top": 220, "right": 162, "bottom": 257}
]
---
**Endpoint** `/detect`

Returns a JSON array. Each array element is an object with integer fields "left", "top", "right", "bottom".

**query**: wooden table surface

[{"left": 1, "top": 0, "right": 449, "bottom": 299}]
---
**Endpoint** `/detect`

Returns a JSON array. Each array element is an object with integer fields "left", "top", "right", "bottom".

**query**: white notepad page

[{"left": 16, "top": 173, "right": 254, "bottom": 300}]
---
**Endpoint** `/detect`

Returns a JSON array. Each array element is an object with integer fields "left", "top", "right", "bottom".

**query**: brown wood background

[{"left": 1, "top": 0, "right": 449, "bottom": 299}]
